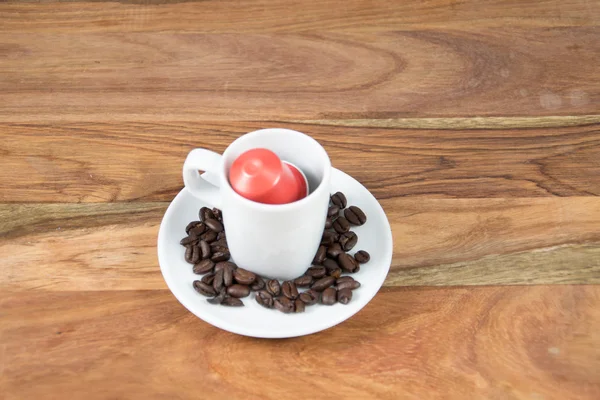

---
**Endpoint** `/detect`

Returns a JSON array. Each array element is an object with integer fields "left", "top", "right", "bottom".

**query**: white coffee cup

[{"left": 183, "top": 128, "right": 331, "bottom": 280}]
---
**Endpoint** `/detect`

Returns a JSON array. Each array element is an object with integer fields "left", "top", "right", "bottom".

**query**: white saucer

[{"left": 157, "top": 168, "right": 393, "bottom": 338}]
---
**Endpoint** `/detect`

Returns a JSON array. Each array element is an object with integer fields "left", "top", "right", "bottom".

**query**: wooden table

[{"left": 1, "top": 1, "right": 599, "bottom": 398}]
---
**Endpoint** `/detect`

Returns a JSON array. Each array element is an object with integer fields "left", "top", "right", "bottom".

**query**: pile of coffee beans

[{"left": 180, "top": 192, "right": 370, "bottom": 313}]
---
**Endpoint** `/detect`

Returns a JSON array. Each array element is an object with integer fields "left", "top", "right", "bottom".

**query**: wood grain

[
  {"left": 2, "top": 199, "right": 599, "bottom": 291},
  {"left": 1, "top": 286, "right": 599, "bottom": 399},
  {"left": 1, "top": 28, "right": 599, "bottom": 121},
  {"left": 2, "top": 121, "right": 600, "bottom": 202}
]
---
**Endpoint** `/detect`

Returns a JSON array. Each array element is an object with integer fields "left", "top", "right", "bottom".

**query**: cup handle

[{"left": 182, "top": 149, "right": 223, "bottom": 208}]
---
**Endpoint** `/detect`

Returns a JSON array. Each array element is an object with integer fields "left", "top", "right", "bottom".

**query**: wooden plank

[
  {"left": 1, "top": 121, "right": 599, "bottom": 202},
  {"left": 0, "top": 28, "right": 599, "bottom": 121},
  {"left": 2, "top": 199, "right": 599, "bottom": 291},
  {"left": 1, "top": 0, "right": 599, "bottom": 33},
  {"left": 1, "top": 286, "right": 599, "bottom": 399}
]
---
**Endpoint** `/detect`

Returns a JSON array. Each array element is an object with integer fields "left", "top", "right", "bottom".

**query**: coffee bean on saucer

[
  {"left": 222, "top": 297, "right": 244, "bottom": 307},
  {"left": 299, "top": 289, "right": 319, "bottom": 305},
  {"left": 250, "top": 276, "right": 265, "bottom": 291},
  {"left": 213, "top": 269, "right": 224, "bottom": 292},
  {"left": 204, "top": 218, "right": 223, "bottom": 233},
  {"left": 326, "top": 243, "right": 344, "bottom": 259},
  {"left": 180, "top": 235, "right": 198, "bottom": 246},
  {"left": 325, "top": 217, "right": 333, "bottom": 229},
  {"left": 328, "top": 205, "right": 340, "bottom": 218},
  {"left": 215, "top": 261, "right": 236, "bottom": 272},
  {"left": 331, "top": 192, "right": 347, "bottom": 209},
  {"left": 193, "top": 259, "right": 215, "bottom": 275},
  {"left": 217, "top": 231, "right": 226, "bottom": 240},
  {"left": 227, "top": 284, "right": 251, "bottom": 298},
  {"left": 223, "top": 264, "right": 234, "bottom": 287},
  {"left": 233, "top": 268, "right": 256, "bottom": 285},
  {"left": 344, "top": 206, "right": 367, "bottom": 226},
  {"left": 311, "top": 276, "right": 335, "bottom": 292},
  {"left": 210, "top": 238, "right": 228, "bottom": 249},
  {"left": 339, "top": 231, "right": 358, "bottom": 251},
  {"left": 323, "top": 258, "right": 340, "bottom": 273},
  {"left": 200, "top": 230, "right": 218, "bottom": 243},
  {"left": 184, "top": 245, "right": 194, "bottom": 263},
  {"left": 191, "top": 245, "right": 201, "bottom": 264},
  {"left": 266, "top": 279, "right": 281, "bottom": 296},
  {"left": 189, "top": 224, "right": 207, "bottom": 237},
  {"left": 332, "top": 216, "right": 350, "bottom": 234},
  {"left": 201, "top": 272, "right": 216, "bottom": 285},
  {"left": 185, "top": 221, "right": 201, "bottom": 234},
  {"left": 306, "top": 266, "right": 326, "bottom": 279},
  {"left": 321, "top": 231, "right": 337, "bottom": 246},
  {"left": 282, "top": 281, "right": 299, "bottom": 300},
  {"left": 193, "top": 280, "right": 216, "bottom": 297},
  {"left": 256, "top": 290, "right": 274, "bottom": 308},
  {"left": 321, "top": 287, "right": 337, "bottom": 305},
  {"left": 199, "top": 207, "right": 215, "bottom": 222},
  {"left": 212, "top": 207, "right": 223, "bottom": 222},
  {"left": 199, "top": 240, "right": 211, "bottom": 259},
  {"left": 337, "top": 276, "right": 361, "bottom": 291},
  {"left": 294, "top": 275, "right": 313, "bottom": 288},
  {"left": 328, "top": 267, "right": 342, "bottom": 279},
  {"left": 313, "top": 245, "right": 327, "bottom": 264},
  {"left": 294, "top": 299, "right": 305, "bottom": 313},
  {"left": 354, "top": 250, "right": 370, "bottom": 264},
  {"left": 207, "top": 288, "right": 226, "bottom": 304},
  {"left": 211, "top": 249, "right": 230, "bottom": 262},
  {"left": 338, "top": 252, "right": 359, "bottom": 273},
  {"left": 338, "top": 288, "right": 352, "bottom": 304},
  {"left": 274, "top": 296, "right": 294, "bottom": 313}
]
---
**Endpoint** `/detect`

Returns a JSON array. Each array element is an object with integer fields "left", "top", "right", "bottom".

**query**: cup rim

[{"left": 220, "top": 128, "right": 331, "bottom": 211}]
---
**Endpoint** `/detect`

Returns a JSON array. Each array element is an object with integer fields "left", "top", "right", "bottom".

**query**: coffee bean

[
  {"left": 339, "top": 231, "right": 358, "bottom": 251},
  {"left": 212, "top": 207, "right": 223, "bottom": 222},
  {"left": 256, "top": 290, "right": 274, "bottom": 308},
  {"left": 337, "top": 288, "right": 352, "bottom": 304},
  {"left": 337, "top": 276, "right": 361, "bottom": 291},
  {"left": 204, "top": 218, "right": 224, "bottom": 233},
  {"left": 325, "top": 217, "right": 333, "bottom": 229},
  {"left": 227, "top": 284, "right": 251, "bottom": 298},
  {"left": 211, "top": 245, "right": 229, "bottom": 255},
  {"left": 211, "top": 249, "right": 230, "bottom": 262},
  {"left": 193, "top": 280, "right": 216, "bottom": 297},
  {"left": 332, "top": 216, "right": 350, "bottom": 234},
  {"left": 299, "top": 289, "right": 319, "bottom": 305},
  {"left": 180, "top": 235, "right": 198, "bottom": 246},
  {"left": 207, "top": 288, "right": 226, "bottom": 304},
  {"left": 282, "top": 281, "right": 299, "bottom": 300},
  {"left": 321, "top": 287, "right": 337, "bottom": 305},
  {"left": 222, "top": 297, "right": 244, "bottom": 307},
  {"left": 200, "top": 230, "right": 218, "bottom": 243},
  {"left": 251, "top": 276, "right": 265, "bottom": 291},
  {"left": 184, "top": 245, "right": 194, "bottom": 263},
  {"left": 199, "top": 240, "right": 211, "bottom": 259},
  {"left": 323, "top": 258, "right": 340, "bottom": 273},
  {"left": 313, "top": 245, "right": 327, "bottom": 264},
  {"left": 327, "top": 205, "right": 340, "bottom": 218},
  {"left": 223, "top": 264, "right": 234, "bottom": 287},
  {"left": 344, "top": 206, "right": 367, "bottom": 226},
  {"left": 354, "top": 250, "right": 370, "bottom": 264},
  {"left": 294, "top": 275, "right": 313, "bottom": 288},
  {"left": 338, "top": 252, "right": 359, "bottom": 273},
  {"left": 199, "top": 207, "right": 215, "bottom": 222},
  {"left": 328, "top": 267, "right": 342, "bottom": 279},
  {"left": 201, "top": 272, "right": 216, "bottom": 285},
  {"left": 331, "top": 192, "right": 347, "bottom": 209},
  {"left": 233, "top": 268, "right": 256, "bottom": 285},
  {"left": 191, "top": 245, "right": 201, "bottom": 264},
  {"left": 210, "top": 238, "right": 228, "bottom": 249},
  {"left": 217, "top": 230, "right": 226, "bottom": 240},
  {"left": 266, "top": 279, "right": 281, "bottom": 296},
  {"left": 185, "top": 221, "right": 201, "bottom": 234},
  {"left": 193, "top": 259, "right": 215, "bottom": 274},
  {"left": 306, "top": 266, "right": 326, "bottom": 278},
  {"left": 321, "top": 231, "right": 337, "bottom": 246},
  {"left": 189, "top": 224, "right": 206, "bottom": 237},
  {"left": 326, "top": 243, "right": 344, "bottom": 259},
  {"left": 215, "top": 261, "right": 236, "bottom": 272},
  {"left": 213, "top": 268, "right": 224, "bottom": 292},
  {"left": 274, "top": 296, "right": 294, "bottom": 313},
  {"left": 295, "top": 299, "right": 305, "bottom": 313},
  {"left": 311, "top": 276, "right": 335, "bottom": 292}
]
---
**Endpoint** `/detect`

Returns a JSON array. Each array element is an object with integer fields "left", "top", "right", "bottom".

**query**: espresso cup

[{"left": 182, "top": 128, "right": 331, "bottom": 280}]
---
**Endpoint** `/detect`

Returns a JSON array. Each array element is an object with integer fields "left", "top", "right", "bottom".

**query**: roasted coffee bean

[
  {"left": 311, "top": 276, "right": 335, "bottom": 292},
  {"left": 321, "top": 287, "right": 337, "bottom": 305},
  {"left": 326, "top": 243, "right": 344, "bottom": 259},
  {"left": 207, "top": 288, "right": 226, "bottom": 304},
  {"left": 199, "top": 207, "right": 215, "bottom": 222},
  {"left": 211, "top": 245, "right": 229, "bottom": 255},
  {"left": 325, "top": 217, "right": 333, "bottom": 229},
  {"left": 201, "top": 272, "right": 216, "bottom": 285},
  {"left": 282, "top": 281, "right": 299, "bottom": 300},
  {"left": 354, "top": 250, "right": 370, "bottom": 264},
  {"left": 327, "top": 205, "right": 340, "bottom": 218},
  {"left": 213, "top": 269, "right": 224, "bottom": 292},
  {"left": 251, "top": 276, "right": 266, "bottom": 291},
  {"left": 328, "top": 267, "right": 343, "bottom": 279},
  {"left": 233, "top": 268, "right": 256, "bottom": 285},
  {"left": 321, "top": 231, "right": 337, "bottom": 246},
  {"left": 217, "top": 231, "right": 226, "bottom": 240},
  {"left": 185, "top": 221, "right": 201, "bottom": 234},
  {"left": 191, "top": 245, "right": 201, "bottom": 264},
  {"left": 344, "top": 205, "right": 367, "bottom": 226},
  {"left": 338, "top": 252, "right": 359, "bottom": 273},
  {"left": 313, "top": 245, "right": 327, "bottom": 264},
  {"left": 223, "top": 264, "right": 234, "bottom": 287},
  {"left": 204, "top": 218, "right": 224, "bottom": 233},
  {"left": 274, "top": 296, "right": 294, "bottom": 313},
  {"left": 331, "top": 192, "right": 347, "bottom": 208},
  {"left": 295, "top": 299, "right": 306, "bottom": 313},
  {"left": 193, "top": 259, "right": 215, "bottom": 274},
  {"left": 256, "top": 290, "right": 274, "bottom": 308},
  {"left": 337, "top": 288, "right": 352, "bottom": 304},
  {"left": 200, "top": 230, "right": 218, "bottom": 243},
  {"left": 299, "top": 289, "right": 319, "bottom": 305},
  {"left": 180, "top": 235, "right": 198, "bottom": 246},
  {"left": 337, "top": 276, "right": 361, "bottom": 289},
  {"left": 306, "top": 266, "right": 326, "bottom": 278},
  {"left": 212, "top": 207, "right": 223, "bottom": 222},
  {"left": 193, "top": 280, "right": 216, "bottom": 297},
  {"left": 189, "top": 224, "right": 206, "bottom": 237},
  {"left": 211, "top": 249, "right": 230, "bottom": 262},
  {"left": 266, "top": 279, "right": 281, "bottom": 296},
  {"left": 294, "top": 275, "right": 313, "bottom": 288},
  {"left": 184, "top": 245, "right": 194, "bottom": 263},
  {"left": 323, "top": 258, "right": 340, "bottom": 273},
  {"left": 210, "top": 238, "right": 228, "bottom": 249},
  {"left": 199, "top": 240, "right": 211, "bottom": 259},
  {"left": 332, "top": 216, "right": 350, "bottom": 234},
  {"left": 222, "top": 297, "right": 244, "bottom": 307},
  {"left": 215, "top": 261, "right": 237, "bottom": 272},
  {"left": 339, "top": 231, "right": 358, "bottom": 251},
  {"left": 227, "top": 284, "right": 251, "bottom": 298}
]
